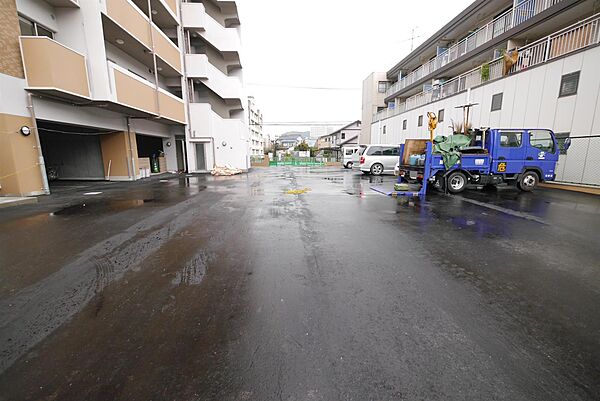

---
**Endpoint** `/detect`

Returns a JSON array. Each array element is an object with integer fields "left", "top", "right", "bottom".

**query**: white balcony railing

[
  {"left": 374, "top": 13, "right": 600, "bottom": 122},
  {"left": 386, "top": 0, "right": 564, "bottom": 98}
]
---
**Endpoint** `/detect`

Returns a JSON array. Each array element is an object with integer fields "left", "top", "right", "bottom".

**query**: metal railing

[
  {"left": 374, "top": 13, "right": 600, "bottom": 122},
  {"left": 385, "top": 0, "right": 564, "bottom": 98}
]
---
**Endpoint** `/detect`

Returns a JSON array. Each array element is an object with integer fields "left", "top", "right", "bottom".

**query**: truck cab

[{"left": 398, "top": 128, "right": 561, "bottom": 194}]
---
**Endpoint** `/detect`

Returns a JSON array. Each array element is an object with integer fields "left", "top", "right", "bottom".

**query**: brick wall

[{"left": 0, "top": 0, "right": 24, "bottom": 78}]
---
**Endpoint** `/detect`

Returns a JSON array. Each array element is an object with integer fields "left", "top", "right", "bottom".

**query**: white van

[
  {"left": 359, "top": 144, "right": 400, "bottom": 175},
  {"left": 341, "top": 146, "right": 360, "bottom": 169}
]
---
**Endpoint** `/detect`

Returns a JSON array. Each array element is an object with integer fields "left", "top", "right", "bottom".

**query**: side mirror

[{"left": 563, "top": 137, "right": 572, "bottom": 151}]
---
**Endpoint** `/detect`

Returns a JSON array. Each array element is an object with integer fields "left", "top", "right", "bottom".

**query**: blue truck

[{"left": 395, "top": 128, "right": 566, "bottom": 195}]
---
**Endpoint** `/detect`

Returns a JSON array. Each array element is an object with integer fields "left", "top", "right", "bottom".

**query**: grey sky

[{"left": 237, "top": 0, "right": 474, "bottom": 138}]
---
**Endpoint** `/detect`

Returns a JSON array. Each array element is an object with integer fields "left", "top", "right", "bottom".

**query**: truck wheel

[
  {"left": 518, "top": 171, "right": 539, "bottom": 192},
  {"left": 370, "top": 163, "right": 384, "bottom": 176},
  {"left": 345, "top": 162, "right": 353, "bottom": 169},
  {"left": 447, "top": 171, "right": 467, "bottom": 194}
]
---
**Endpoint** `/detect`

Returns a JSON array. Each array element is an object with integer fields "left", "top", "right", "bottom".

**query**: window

[
  {"left": 500, "top": 131, "right": 522, "bottom": 147},
  {"left": 529, "top": 130, "right": 555, "bottom": 153},
  {"left": 559, "top": 71, "right": 580, "bottom": 97},
  {"left": 382, "top": 126, "right": 386, "bottom": 135},
  {"left": 491, "top": 93, "right": 503, "bottom": 111},
  {"left": 418, "top": 115, "right": 423, "bottom": 127},
  {"left": 367, "top": 146, "right": 383, "bottom": 156},
  {"left": 402, "top": 120, "right": 407, "bottom": 130},
  {"left": 382, "top": 147, "right": 399, "bottom": 156},
  {"left": 377, "top": 81, "right": 388, "bottom": 93},
  {"left": 341, "top": 133, "right": 346, "bottom": 139},
  {"left": 555, "top": 133, "right": 570, "bottom": 155},
  {"left": 438, "top": 109, "right": 445, "bottom": 123},
  {"left": 19, "top": 16, "right": 53, "bottom": 38},
  {"left": 345, "top": 149, "right": 354, "bottom": 155}
]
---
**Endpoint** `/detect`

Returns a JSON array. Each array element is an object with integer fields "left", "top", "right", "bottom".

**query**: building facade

[
  {"left": 0, "top": 0, "right": 247, "bottom": 197},
  {"left": 360, "top": 72, "right": 389, "bottom": 144},
  {"left": 370, "top": 0, "right": 600, "bottom": 187},
  {"left": 248, "top": 95, "right": 264, "bottom": 156},
  {"left": 317, "top": 121, "right": 361, "bottom": 154}
]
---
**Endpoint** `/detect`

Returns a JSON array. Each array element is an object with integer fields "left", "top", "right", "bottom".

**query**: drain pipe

[
  {"left": 26, "top": 94, "right": 50, "bottom": 195},
  {"left": 126, "top": 117, "right": 136, "bottom": 180}
]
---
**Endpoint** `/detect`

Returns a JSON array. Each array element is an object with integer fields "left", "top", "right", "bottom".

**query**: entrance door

[
  {"left": 176, "top": 139, "right": 187, "bottom": 172},
  {"left": 195, "top": 143, "right": 206, "bottom": 171}
]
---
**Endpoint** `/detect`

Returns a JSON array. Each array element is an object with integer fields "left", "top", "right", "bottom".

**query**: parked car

[
  {"left": 359, "top": 144, "right": 400, "bottom": 175},
  {"left": 341, "top": 146, "right": 361, "bottom": 169}
]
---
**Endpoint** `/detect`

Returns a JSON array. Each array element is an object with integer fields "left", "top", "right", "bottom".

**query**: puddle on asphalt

[{"left": 52, "top": 199, "right": 155, "bottom": 216}]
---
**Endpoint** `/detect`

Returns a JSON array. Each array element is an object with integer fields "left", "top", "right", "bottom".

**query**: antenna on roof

[{"left": 410, "top": 27, "right": 420, "bottom": 51}]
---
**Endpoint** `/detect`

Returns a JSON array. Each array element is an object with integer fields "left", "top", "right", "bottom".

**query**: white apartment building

[
  {"left": 369, "top": 0, "right": 600, "bottom": 187},
  {"left": 360, "top": 72, "right": 389, "bottom": 144},
  {"left": 0, "top": 0, "right": 247, "bottom": 197},
  {"left": 248, "top": 95, "right": 264, "bottom": 156}
]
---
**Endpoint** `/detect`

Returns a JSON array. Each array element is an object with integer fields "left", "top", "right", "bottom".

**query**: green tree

[{"left": 294, "top": 142, "right": 310, "bottom": 151}]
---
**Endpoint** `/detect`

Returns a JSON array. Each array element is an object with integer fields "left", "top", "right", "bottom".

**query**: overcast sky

[{"left": 236, "top": 0, "right": 474, "bottom": 138}]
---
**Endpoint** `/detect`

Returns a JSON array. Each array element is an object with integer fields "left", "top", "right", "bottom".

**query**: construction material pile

[{"left": 211, "top": 165, "right": 243, "bottom": 176}]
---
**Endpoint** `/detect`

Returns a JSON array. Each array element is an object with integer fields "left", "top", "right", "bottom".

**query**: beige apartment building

[
  {"left": 368, "top": 0, "right": 600, "bottom": 187},
  {"left": 360, "top": 72, "right": 389, "bottom": 144},
  {"left": 0, "top": 0, "right": 246, "bottom": 197}
]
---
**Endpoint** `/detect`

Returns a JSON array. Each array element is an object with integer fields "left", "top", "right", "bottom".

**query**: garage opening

[
  {"left": 136, "top": 134, "right": 166, "bottom": 173},
  {"left": 38, "top": 121, "right": 107, "bottom": 181}
]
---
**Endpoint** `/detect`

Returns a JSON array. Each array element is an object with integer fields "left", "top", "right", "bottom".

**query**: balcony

[
  {"left": 374, "top": 13, "right": 600, "bottom": 122},
  {"left": 44, "top": 0, "right": 79, "bottom": 7},
  {"left": 105, "top": 0, "right": 152, "bottom": 49},
  {"left": 109, "top": 62, "right": 158, "bottom": 116},
  {"left": 188, "top": 103, "right": 245, "bottom": 142},
  {"left": 186, "top": 54, "right": 243, "bottom": 100},
  {"left": 182, "top": 2, "right": 241, "bottom": 53},
  {"left": 185, "top": 53, "right": 209, "bottom": 78},
  {"left": 130, "top": 0, "right": 179, "bottom": 27},
  {"left": 20, "top": 36, "right": 90, "bottom": 101},
  {"left": 386, "top": 0, "right": 565, "bottom": 99},
  {"left": 152, "top": 24, "right": 182, "bottom": 74},
  {"left": 158, "top": 88, "right": 186, "bottom": 124}
]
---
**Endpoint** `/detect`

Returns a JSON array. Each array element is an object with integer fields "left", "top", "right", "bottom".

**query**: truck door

[
  {"left": 492, "top": 130, "right": 526, "bottom": 174},
  {"left": 525, "top": 129, "right": 559, "bottom": 180}
]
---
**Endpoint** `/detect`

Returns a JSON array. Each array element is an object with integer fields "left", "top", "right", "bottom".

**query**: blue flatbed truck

[{"left": 389, "top": 128, "right": 566, "bottom": 196}]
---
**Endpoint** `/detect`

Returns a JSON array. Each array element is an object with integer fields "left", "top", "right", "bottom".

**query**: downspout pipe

[{"left": 26, "top": 93, "right": 50, "bottom": 195}]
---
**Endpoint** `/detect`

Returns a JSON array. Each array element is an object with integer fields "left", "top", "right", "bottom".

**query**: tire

[
  {"left": 518, "top": 171, "right": 539, "bottom": 192},
  {"left": 370, "top": 163, "right": 384, "bottom": 176},
  {"left": 345, "top": 162, "right": 353, "bottom": 169},
  {"left": 447, "top": 171, "right": 468, "bottom": 194}
]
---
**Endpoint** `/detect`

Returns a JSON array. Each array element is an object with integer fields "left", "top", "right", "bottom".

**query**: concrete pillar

[
  {"left": 0, "top": 113, "right": 45, "bottom": 196},
  {"left": 100, "top": 131, "right": 139, "bottom": 181}
]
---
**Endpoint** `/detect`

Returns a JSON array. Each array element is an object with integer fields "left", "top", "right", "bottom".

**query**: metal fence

[
  {"left": 385, "top": 0, "right": 564, "bottom": 99},
  {"left": 555, "top": 135, "right": 600, "bottom": 186},
  {"left": 374, "top": 13, "right": 600, "bottom": 122}
]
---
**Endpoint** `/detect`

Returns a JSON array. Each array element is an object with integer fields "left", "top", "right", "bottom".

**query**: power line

[{"left": 246, "top": 82, "right": 361, "bottom": 91}]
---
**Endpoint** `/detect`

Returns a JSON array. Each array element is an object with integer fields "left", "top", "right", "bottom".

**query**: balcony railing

[
  {"left": 20, "top": 36, "right": 90, "bottom": 99},
  {"left": 374, "top": 13, "right": 600, "bottom": 122},
  {"left": 386, "top": 0, "right": 564, "bottom": 98}
]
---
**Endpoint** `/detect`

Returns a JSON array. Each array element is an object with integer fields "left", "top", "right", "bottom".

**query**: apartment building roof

[
  {"left": 387, "top": 0, "right": 506, "bottom": 79},
  {"left": 319, "top": 120, "right": 361, "bottom": 139}
]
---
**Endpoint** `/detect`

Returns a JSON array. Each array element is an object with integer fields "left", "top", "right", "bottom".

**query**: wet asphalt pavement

[{"left": 0, "top": 167, "right": 599, "bottom": 401}]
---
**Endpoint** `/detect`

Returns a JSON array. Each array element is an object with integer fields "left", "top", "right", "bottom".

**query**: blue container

[{"left": 409, "top": 154, "right": 420, "bottom": 166}]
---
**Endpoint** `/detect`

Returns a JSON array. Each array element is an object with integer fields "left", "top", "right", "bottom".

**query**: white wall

[
  {"left": 188, "top": 103, "right": 248, "bottom": 171},
  {"left": 371, "top": 45, "right": 600, "bottom": 186},
  {"left": 16, "top": 0, "right": 58, "bottom": 32}
]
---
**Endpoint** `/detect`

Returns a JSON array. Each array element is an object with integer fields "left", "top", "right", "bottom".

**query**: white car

[
  {"left": 359, "top": 144, "right": 400, "bottom": 175},
  {"left": 341, "top": 146, "right": 361, "bottom": 169}
]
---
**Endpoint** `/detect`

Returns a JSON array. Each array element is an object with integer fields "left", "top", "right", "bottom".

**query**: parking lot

[{"left": 1, "top": 167, "right": 599, "bottom": 401}]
